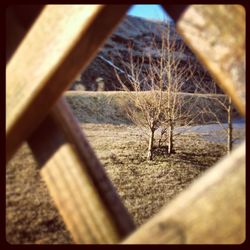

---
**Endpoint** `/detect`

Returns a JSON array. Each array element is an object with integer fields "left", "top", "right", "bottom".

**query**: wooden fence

[{"left": 6, "top": 4, "right": 245, "bottom": 244}]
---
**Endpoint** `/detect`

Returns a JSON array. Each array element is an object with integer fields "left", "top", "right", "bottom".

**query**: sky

[{"left": 127, "top": 4, "right": 172, "bottom": 22}]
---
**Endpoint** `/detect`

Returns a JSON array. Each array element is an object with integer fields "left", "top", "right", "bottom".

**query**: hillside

[
  {"left": 69, "top": 15, "right": 214, "bottom": 92},
  {"left": 65, "top": 91, "right": 238, "bottom": 125}
]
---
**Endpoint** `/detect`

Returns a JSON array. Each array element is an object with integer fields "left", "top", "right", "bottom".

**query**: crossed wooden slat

[
  {"left": 6, "top": 5, "right": 134, "bottom": 244},
  {"left": 6, "top": 4, "right": 245, "bottom": 244}
]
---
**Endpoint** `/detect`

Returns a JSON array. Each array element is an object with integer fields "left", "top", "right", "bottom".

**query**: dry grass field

[{"left": 6, "top": 91, "right": 244, "bottom": 244}]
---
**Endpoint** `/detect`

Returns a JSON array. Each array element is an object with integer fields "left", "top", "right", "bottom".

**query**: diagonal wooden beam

[
  {"left": 7, "top": 4, "right": 245, "bottom": 245},
  {"left": 162, "top": 5, "right": 189, "bottom": 22},
  {"left": 28, "top": 97, "right": 135, "bottom": 244},
  {"left": 123, "top": 141, "right": 245, "bottom": 244},
  {"left": 5, "top": 5, "right": 44, "bottom": 63},
  {"left": 176, "top": 5, "right": 245, "bottom": 116},
  {"left": 6, "top": 7, "right": 135, "bottom": 243},
  {"left": 6, "top": 4, "right": 130, "bottom": 162}
]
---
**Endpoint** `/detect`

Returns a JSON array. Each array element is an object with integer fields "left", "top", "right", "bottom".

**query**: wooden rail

[
  {"left": 6, "top": 4, "right": 130, "bottom": 162},
  {"left": 176, "top": 5, "right": 245, "bottom": 117},
  {"left": 6, "top": 4, "right": 245, "bottom": 244},
  {"left": 28, "top": 98, "right": 135, "bottom": 243},
  {"left": 6, "top": 4, "right": 134, "bottom": 244}
]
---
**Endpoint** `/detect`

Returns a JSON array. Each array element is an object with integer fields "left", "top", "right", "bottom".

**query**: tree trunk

[
  {"left": 167, "top": 121, "right": 173, "bottom": 154},
  {"left": 147, "top": 129, "right": 155, "bottom": 160},
  {"left": 227, "top": 97, "right": 233, "bottom": 154}
]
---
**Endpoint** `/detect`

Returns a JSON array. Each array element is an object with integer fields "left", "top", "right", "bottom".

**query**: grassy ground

[
  {"left": 80, "top": 123, "right": 227, "bottom": 226},
  {"left": 6, "top": 143, "right": 74, "bottom": 244},
  {"left": 6, "top": 91, "right": 244, "bottom": 244}
]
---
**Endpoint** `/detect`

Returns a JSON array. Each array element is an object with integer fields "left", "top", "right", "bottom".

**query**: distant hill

[
  {"left": 70, "top": 15, "right": 216, "bottom": 92},
  {"left": 64, "top": 91, "right": 238, "bottom": 125}
]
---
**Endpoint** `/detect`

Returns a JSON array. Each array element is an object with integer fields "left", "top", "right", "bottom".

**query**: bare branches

[
  {"left": 111, "top": 21, "right": 207, "bottom": 158},
  {"left": 111, "top": 19, "right": 234, "bottom": 157}
]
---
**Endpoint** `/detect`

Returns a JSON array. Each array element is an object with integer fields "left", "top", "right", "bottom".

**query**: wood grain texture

[
  {"left": 177, "top": 5, "right": 245, "bottom": 116},
  {"left": 28, "top": 97, "right": 135, "bottom": 244},
  {"left": 123, "top": 141, "right": 245, "bottom": 244},
  {"left": 6, "top": 4, "right": 245, "bottom": 245},
  {"left": 6, "top": 5, "right": 44, "bottom": 63},
  {"left": 6, "top": 4, "right": 130, "bottom": 162},
  {"left": 6, "top": 7, "right": 134, "bottom": 243}
]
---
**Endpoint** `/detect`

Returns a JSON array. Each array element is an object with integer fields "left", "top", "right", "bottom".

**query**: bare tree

[
  {"left": 112, "top": 22, "right": 203, "bottom": 159},
  {"left": 194, "top": 77, "right": 234, "bottom": 154},
  {"left": 207, "top": 94, "right": 233, "bottom": 154},
  {"left": 227, "top": 96, "right": 233, "bottom": 153}
]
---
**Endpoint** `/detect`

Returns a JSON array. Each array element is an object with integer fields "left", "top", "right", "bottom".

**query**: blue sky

[{"left": 127, "top": 4, "right": 172, "bottom": 22}]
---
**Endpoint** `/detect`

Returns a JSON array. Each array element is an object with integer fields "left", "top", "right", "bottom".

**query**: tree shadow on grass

[
  {"left": 153, "top": 142, "right": 226, "bottom": 169},
  {"left": 174, "top": 151, "right": 213, "bottom": 168}
]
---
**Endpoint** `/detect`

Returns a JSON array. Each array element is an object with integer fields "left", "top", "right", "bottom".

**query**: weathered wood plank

[
  {"left": 28, "top": 97, "right": 135, "bottom": 244},
  {"left": 123, "top": 141, "right": 245, "bottom": 244},
  {"left": 6, "top": 4, "right": 130, "bottom": 162},
  {"left": 177, "top": 5, "right": 245, "bottom": 116},
  {"left": 6, "top": 5, "right": 44, "bottom": 63},
  {"left": 6, "top": 8, "right": 134, "bottom": 243}
]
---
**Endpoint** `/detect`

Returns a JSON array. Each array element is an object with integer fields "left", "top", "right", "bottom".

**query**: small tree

[
  {"left": 112, "top": 22, "right": 203, "bottom": 159},
  {"left": 194, "top": 77, "right": 234, "bottom": 154},
  {"left": 205, "top": 94, "right": 233, "bottom": 154}
]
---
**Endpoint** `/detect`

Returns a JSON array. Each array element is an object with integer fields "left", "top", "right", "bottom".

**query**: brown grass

[
  {"left": 80, "top": 123, "right": 227, "bottom": 226},
  {"left": 6, "top": 124, "right": 228, "bottom": 243},
  {"left": 6, "top": 91, "right": 244, "bottom": 244}
]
